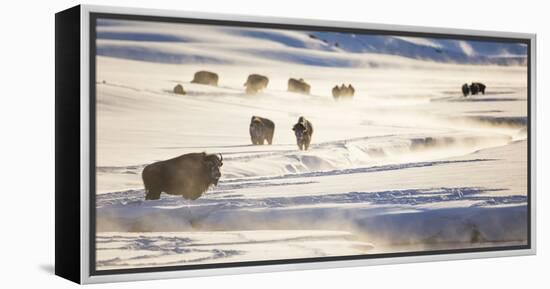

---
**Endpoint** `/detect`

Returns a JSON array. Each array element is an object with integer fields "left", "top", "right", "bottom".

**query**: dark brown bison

[
  {"left": 250, "top": 116, "right": 275, "bottom": 145},
  {"left": 142, "top": 152, "right": 223, "bottom": 200},
  {"left": 244, "top": 74, "right": 269, "bottom": 94},
  {"left": 470, "top": 82, "right": 486, "bottom": 95},
  {"left": 461, "top": 83, "right": 470, "bottom": 97},
  {"left": 173, "top": 84, "right": 186, "bottom": 95},
  {"left": 191, "top": 71, "right": 219, "bottom": 86},
  {"left": 332, "top": 84, "right": 355, "bottom": 99},
  {"left": 292, "top": 116, "right": 313, "bottom": 150},
  {"left": 288, "top": 78, "right": 311, "bottom": 94}
]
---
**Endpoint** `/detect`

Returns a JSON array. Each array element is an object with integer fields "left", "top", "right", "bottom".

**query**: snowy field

[{"left": 94, "top": 19, "right": 528, "bottom": 270}]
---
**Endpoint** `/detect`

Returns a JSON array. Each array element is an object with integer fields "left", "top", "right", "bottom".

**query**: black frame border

[{"left": 88, "top": 12, "right": 532, "bottom": 277}]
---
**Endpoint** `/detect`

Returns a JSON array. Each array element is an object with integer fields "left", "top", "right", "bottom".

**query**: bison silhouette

[
  {"left": 142, "top": 152, "right": 223, "bottom": 200},
  {"left": 470, "top": 82, "right": 486, "bottom": 95},
  {"left": 461, "top": 82, "right": 486, "bottom": 96},
  {"left": 292, "top": 116, "right": 314, "bottom": 150},
  {"left": 461, "top": 83, "right": 470, "bottom": 97},
  {"left": 288, "top": 78, "right": 311, "bottom": 94},
  {"left": 332, "top": 84, "right": 355, "bottom": 99},
  {"left": 191, "top": 71, "right": 219, "bottom": 86},
  {"left": 250, "top": 116, "right": 275, "bottom": 145},
  {"left": 173, "top": 84, "right": 186, "bottom": 95},
  {"left": 244, "top": 74, "right": 269, "bottom": 94}
]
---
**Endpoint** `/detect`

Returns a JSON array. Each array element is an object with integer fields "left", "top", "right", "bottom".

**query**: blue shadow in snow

[{"left": 97, "top": 45, "right": 229, "bottom": 64}]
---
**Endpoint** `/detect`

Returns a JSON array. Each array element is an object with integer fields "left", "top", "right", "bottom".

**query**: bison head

[
  {"left": 250, "top": 116, "right": 264, "bottom": 137},
  {"left": 204, "top": 153, "right": 223, "bottom": 185}
]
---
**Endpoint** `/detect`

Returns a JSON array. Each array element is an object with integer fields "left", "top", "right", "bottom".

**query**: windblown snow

[{"left": 94, "top": 19, "right": 529, "bottom": 271}]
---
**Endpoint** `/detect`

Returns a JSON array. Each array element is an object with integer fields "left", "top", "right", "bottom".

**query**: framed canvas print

[{"left": 55, "top": 4, "right": 536, "bottom": 284}]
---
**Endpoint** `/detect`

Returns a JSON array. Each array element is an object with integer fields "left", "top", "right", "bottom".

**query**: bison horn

[{"left": 218, "top": 153, "right": 223, "bottom": 163}]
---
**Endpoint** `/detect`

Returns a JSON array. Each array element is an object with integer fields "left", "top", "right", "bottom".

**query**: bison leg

[
  {"left": 259, "top": 138, "right": 264, "bottom": 145},
  {"left": 267, "top": 135, "right": 273, "bottom": 145},
  {"left": 304, "top": 138, "right": 311, "bottom": 150},
  {"left": 145, "top": 190, "right": 161, "bottom": 200}
]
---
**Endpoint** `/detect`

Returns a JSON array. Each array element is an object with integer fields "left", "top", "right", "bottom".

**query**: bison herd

[
  {"left": 172, "top": 70, "right": 353, "bottom": 99},
  {"left": 152, "top": 70, "right": 488, "bottom": 201},
  {"left": 142, "top": 115, "right": 314, "bottom": 200},
  {"left": 332, "top": 84, "right": 355, "bottom": 99},
  {"left": 175, "top": 70, "right": 486, "bottom": 100}
]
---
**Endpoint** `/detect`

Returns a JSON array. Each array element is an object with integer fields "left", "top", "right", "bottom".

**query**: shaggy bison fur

[
  {"left": 470, "top": 82, "right": 486, "bottom": 95},
  {"left": 292, "top": 116, "right": 314, "bottom": 150},
  {"left": 244, "top": 74, "right": 269, "bottom": 94},
  {"left": 142, "top": 152, "right": 223, "bottom": 200},
  {"left": 249, "top": 116, "right": 275, "bottom": 145},
  {"left": 191, "top": 71, "right": 219, "bottom": 86},
  {"left": 288, "top": 78, "right": 311, "bottom": 94}
]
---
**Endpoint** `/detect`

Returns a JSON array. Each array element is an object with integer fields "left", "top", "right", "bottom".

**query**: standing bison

[
  {"left": 142, "top": 152, "right": 223, "bottom": 200},
  {"left": 249, "top": 116, "right": 275, "bottom": 145},
  {"left": 191, "top": 71, "right": 219, "bottom": 86},
  {"left": 292, "top": 116, "right": 314, "bottom": 150},
  {"left": 244, "top": 74, "right": 269, "bottom": 94},
  {"left": 173, "top": 84, "right": 186, "bottom": 95},
  {"left": 288, "top": 78, "right": 311, "bottom": 94},
  {"left": 461, "top": 83, "right": 470, "bottom": 97},
  {"left": 332, "top": 84, "right": 355, "bottom": 99},
  {"left": 470, "top": 82, "right": 486, "bottom": 95}
]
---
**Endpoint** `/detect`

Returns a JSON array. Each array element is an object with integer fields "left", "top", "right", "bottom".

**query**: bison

[
  {"left": 470, "top": 82, "right": 486, "bottom": 95},
  {"left": 250, "top": 116, "right": 275, "bottom": 145},
  {"left": 332, "top": 84, "right": 355, "bottom": 99},
  {"left": 288, "top": 78, "right": 311, "bottom": 94},
  {"left": 191, "top": 71, "right": 219, "bottom": 86},
  {"left": 142, "top": 152, "right": 223, "bottom": 200},
  {"left": 173, "top": 84, "right": 186, "bottom": 95},
  {"left": 461, "top": 83, "right": 470, "bottom": 97},
  {"left": 292, "top": 116, "right": 314, "bottom": 150},
  {"left": 244, "top": 74, "right": 269, "bottom": 94}
]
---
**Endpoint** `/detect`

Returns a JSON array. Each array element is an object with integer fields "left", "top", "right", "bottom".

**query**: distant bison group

[
  {"left": 173, "top": 70, "right": 356, "bottom": 99},
  {"left": 175, "top": 70, "right": 487, "bottom": 102},
  {"left": 461, "top": 82, "right": 486, "bottom": 97},
  {"left": 332, "top": 84, "right": 355, "bottom": 99}
]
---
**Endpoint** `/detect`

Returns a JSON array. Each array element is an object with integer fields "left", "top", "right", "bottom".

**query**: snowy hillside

[
  {"left": 93, "top": 18, "right": 528, "bottom": 271},
  {"left": 96, "top": 19, "right": 528, "bottom": 66}
]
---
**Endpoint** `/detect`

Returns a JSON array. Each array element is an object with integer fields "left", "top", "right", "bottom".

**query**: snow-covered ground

[{"left": 94, "top": 19, "right": 528, "bottom": 271}]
